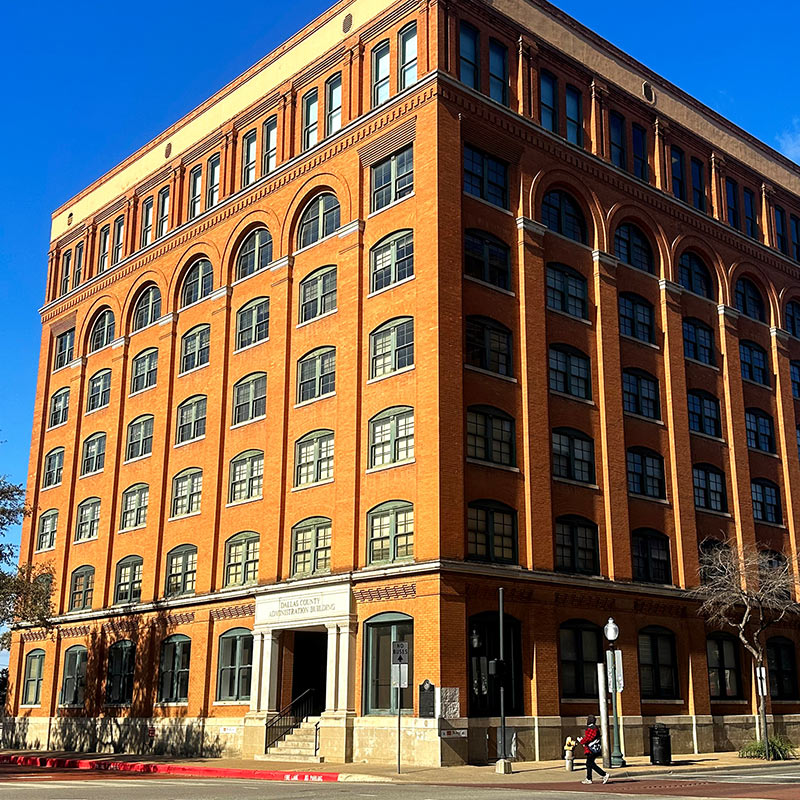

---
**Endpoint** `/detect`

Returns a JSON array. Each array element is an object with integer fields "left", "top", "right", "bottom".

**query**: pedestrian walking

[{"left": 578, "top": 715, "right": 610, "bottom": 785}]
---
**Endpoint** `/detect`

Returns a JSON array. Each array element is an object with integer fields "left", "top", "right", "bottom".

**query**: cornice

[{"left": 516, "top": 217, "right": 547, "bottom": 237}]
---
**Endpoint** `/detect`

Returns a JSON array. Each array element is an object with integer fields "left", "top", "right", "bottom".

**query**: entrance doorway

[{"left": 291, "top": 630, "right": 327, "bottom": 716}]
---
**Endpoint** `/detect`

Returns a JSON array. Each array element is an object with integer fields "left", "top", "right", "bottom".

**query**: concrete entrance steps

[{"left": 256, "top": 717, "right": 324, "bottom": 763}]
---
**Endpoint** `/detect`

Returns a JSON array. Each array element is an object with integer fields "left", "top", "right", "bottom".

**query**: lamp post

[{"left": 603, "top": 617, "right": 625, "bottom": 768}]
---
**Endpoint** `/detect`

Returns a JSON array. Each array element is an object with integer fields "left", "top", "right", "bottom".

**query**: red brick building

[{"left": 7, "top": 0, "right": 800, "bottom": 765}]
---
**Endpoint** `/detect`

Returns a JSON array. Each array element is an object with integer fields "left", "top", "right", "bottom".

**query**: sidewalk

[{"left": 0, "top": 749, "right": 790, "bottom": 784}]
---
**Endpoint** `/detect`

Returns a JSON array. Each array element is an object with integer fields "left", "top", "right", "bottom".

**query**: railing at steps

[{"left": 265, "top": 688, "right": 315, "bottom": 751}]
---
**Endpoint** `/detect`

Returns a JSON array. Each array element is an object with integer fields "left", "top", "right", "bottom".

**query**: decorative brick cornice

[
  {"left": 21, "top": 630, "right": 51, "bottom": 642},
  {"left": 353, "top": 583, "right": 416, "bottom": 603},
  {"left": 210, "top": 603, "right": 255, "bottom": 621},
  {"left": 165, "top": 612, "right": 195, "bottom": 626},
  {"left": 59, "top": 624, "right": 93, "bottom": 639}
]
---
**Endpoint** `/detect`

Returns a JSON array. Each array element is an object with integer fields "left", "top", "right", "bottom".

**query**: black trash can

[{"left": 649, "top": 723, "right": 672, "bottom": 765}]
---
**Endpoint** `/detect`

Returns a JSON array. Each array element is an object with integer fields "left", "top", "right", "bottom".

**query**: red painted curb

[{"left": 0, "top": 753, "right": 341, "bottom": 782}]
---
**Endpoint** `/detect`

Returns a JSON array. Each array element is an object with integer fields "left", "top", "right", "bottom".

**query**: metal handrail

[{"left": 265, "top": 688, "right": 315, "bottom": 751}]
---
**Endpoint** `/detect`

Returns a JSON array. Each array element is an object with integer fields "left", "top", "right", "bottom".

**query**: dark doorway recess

[{"left": 292, "top": 630, "right": 327, "bottom": 716}]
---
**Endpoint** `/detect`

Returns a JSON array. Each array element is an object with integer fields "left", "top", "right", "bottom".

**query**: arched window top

[
  {"left": 52, "top": 386, "right": 69, "bottom": 399},
  {"left": 234, "top": 371, "right": 266, "bottom": 387},
  {"left": 370, "top": 405, "right": 414, "bottom": 423},
  {"left": 88, "top": 308, "right": 116, "bottom": 353},
  {"left": 299, "top": 344, "right": 336, "bottom": 362},
  {"left": 226, "top": 530, "right": 259, "bottom": 544},
  {"left": 639, "top": 623, "right": 675, "bottom": 637},
  {"left": 116, "top": 554, "right": 142, "bottom": 567},
  {"left": 373, "top": 228, "right": 414, "bottom": 250},
  {"left": 735, "top": 276, "right": 766, "bottom": 322},
  {"left": 108, "top": 638, "right": 134, "bottom": 651},
  {"left": 678, "top": 251, "right": 714, "bottom": 298},
  {"left": 122, "top": 482, "right": 148, "bottom": 495},
  {"left": 684, "top": 316, "right": 713, "bottom": 331},
  {"left": 760, "top": 548, "right": 786, "bottom": 569},
  {"left": 183, "top": 322, "right": 210, "bottom": 338},
  {"left": 167, "top": 543, "right": 197, "bottom": 558},
  {"left": 466, "top": 314, "right": 511, "bottom": 333},
  {"left": 238, "top": 296, "right": 269, "bottom": 313},
  {"left": 688, "top": 387, "right": 718, "bottom": 401},
  {"left": 767, "top": 634, "right": 794, "bottom": 645},
  {"left": 297, "top": 192, "right": 341, "bottom": 249},
  {"left": 614, "top": 222, "right": 655, "bottom": 274},
  {"left": 173, "top": 466, "right": 202, "bottom": 480},
  {"left": 623, "top": 366, "right": 657, "bottom": 380},
  {"left": 27, "top": 647, "right": 46, "bottom": 658},
  {"left": 695, "top": 462, "right": 725, "bottom": 476},
  {"left": 296, "top": 428, "right": 334, "bottom": 443},
  {"left": 365, "top": 611, "right": 413, "bottom": 626},
  {"left": 180, "top": 258, "right": 214, "bottom": 308},
  {"left": 133, "top": 346, "right": 157, "bottom": 360},
  {"left": 745, "top": 406, "right": 772, "bottom": 419},
  {"left": 552, "top": 425, "right": 593, "bottom": 440},
  {"left": 232, "top": 448, "right": 263, "bottom": 462},
  {"left": 300, "top": 263, "right": 336, "bottom": 284},
  {"left": 556, "top": 513, "right": 596, "bottom": 527},
  {"left": 619, "top": 290, "right": 652, "bottom": 307},
  {"left": 77, "top": 496, "right": 100, "bottom": 509},
  {"left": 236, "top": 228, "right": 273, "bottom": 280},
  {"left": 293, "top": 515, "right": 332, "bottom": 529},
  {"left": 633, "top": 526, "right": 668, "bottom": 540},
  {"left": 131, "top": 284, "right": 162, "bottom": 331},
  {"left": 368, "top": 499, "right": 413, "bottom": 515},
  {"left": 177, "top": 393, "right": 206, "bottom": 409},
  {"left": 64, "top": 643, "right": 88, "bottom": 655},
  {"left": 541, "top": 189, "right": 588, "bottom": 244},
  {"left": 628, "top": 445, "right": 662, "bottom": 459},
  {"left": 468, "top": 498, "right": 515, "bottom": 512},
  {"left": 371, "top": 315, "right": 413, "bottom": 336},
  {"left": 89, "top": 367, "right": 110, "bottom": 382},
  {"left": 220, "top": 626, "right": 252, "bottom": 640},
  {"left": 46, "top": 445, "right": 65, "bottom": 457},
  {"left": 128, "top": 413, "right": 154, "bottom": 427},
  {"left": 162, "top": 633, "right": 190, "bottom": 645},
  {"left": 560, "top": 617, "right": 601, "bottom": 631},
  {"left": 467, "top": 403, "right": 512, "bottom": 420},
  {"left": 752, "top": 476, "right": 780, "bottom": 489},
  {"left": 550, "top": 342, "right": 589, "bottom": 358},
  {"left": 39, "top": 508, "right": 58, "bottom": 520},
  {"left": 71, "top": 564, "right": 94, "bottom": 580},
  {"left": 547, "top": 261, "right": 585, "bottom": 280}
]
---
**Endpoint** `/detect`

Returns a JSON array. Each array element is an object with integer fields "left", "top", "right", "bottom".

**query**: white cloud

[{"left": 777, "top": 119, "right": 800, "bottom": 164}]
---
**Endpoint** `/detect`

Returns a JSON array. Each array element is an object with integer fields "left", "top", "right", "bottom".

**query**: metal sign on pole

[
  {"left": 756, "top": 666, "right": 767, "bottom": 697},
  {"left": 596, "top": 662, "right": 612, "bottom": 770},
  {"left": 392, "top": 641, "right": 409, "bottom": 774}
]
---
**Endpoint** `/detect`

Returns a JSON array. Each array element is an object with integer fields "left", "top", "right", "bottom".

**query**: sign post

[{"left": 392, "top": 641, "right": 409, "bottom": 774}]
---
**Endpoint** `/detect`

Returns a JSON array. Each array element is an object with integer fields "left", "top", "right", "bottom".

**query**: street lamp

[{"left": 603, "top": 617, "right": 625, "bottom": 768}]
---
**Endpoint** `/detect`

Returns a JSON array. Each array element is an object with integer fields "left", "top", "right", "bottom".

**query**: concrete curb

[
  {"left": 593, "top": 757, "right": 798, "bottom": 782},
  {"left": 0, "top": 753, "right": 392, "bottom": 783}
]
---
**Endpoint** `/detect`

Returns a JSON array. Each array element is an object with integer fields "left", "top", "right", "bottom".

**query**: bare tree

[{"left": 692, "top": 539, "right": 800, "bottom": 757}]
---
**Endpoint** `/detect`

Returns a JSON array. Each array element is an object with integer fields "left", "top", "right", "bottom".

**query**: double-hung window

[
  {"left": 555, "top": 516, "right": 599, "bottom": 575},
  {"left": 232, "top": 373, "right": 267, "bottom": 425},
  {"left": 565, "top": 85, "right": 582, "bottom": 146},
  {"left": 188, "top": 167, "right": 202, "bottom": 220},
  {"left": 120, "top": 484, "right": 149, "bottom": 531},
  {"left": 60, "top": 250, "right": 71, "bottom": 296},
  {"left": 399, "top": 23, "right": 417, "bottom": 90},
  {"left": 291, "top": 519, "right": 331, "bottom": 576},
  {"left": 740, "top": 341, "right": 769, "bottom": 385},
  {"left": 158, "top": 635, "right": 191, "bottom": 701},
  {"left": 131, "top": 348, "right": 157, "bottom": 393},
  {"left": 75, "top": 499, "right": 100, "bottom": 542},
  {"left": 87, "top": 369, "right": 111, "bottom": 412},
  {"left": 241, "top": 129, "right": 257, "bottom": 187},
  {"left": 156, "top": 187, "right": 170, "bottom": 238},
  {"left": 459, "top": 23, "right": 479, "bottom": 90},
  {"left": 632, "top": 124, "right": 648, "bottom": 180},
  {"left": 774, "top": 208, "right": 789, "bottom": 254},
  {"left": 60, "top": 645, "right": 88, "bottom": 704},
  {"left": 752, "top": 479, "right": 781, "bottom": 524},
  {"left": 464, "top": 230, "right": 510, "bottom": 290},
  {"left": 549, "top": 345, "right": 591, "bottom": 399},
  {"left": 619, "top": 293, "right": 654, "bottom": 343},
  {"left": 745, "top": 409, "right": 776, "bottom": 453},
  {"left": 229, "top": 450, "right": 263, "bottom": 503},
  {"left": 463, "top": 145, "right": 508, "bottom": 208},
  {"left": 488, "top": 39, "right": 508, "bottom": 105},
  {"left": 688, "top": 390, "right": 721, "bottom": 437},
  {"left": 106, "top": 639, "right": 136, "bottom": 703},
  {"left": 141, "top": 196, "right": 154, "bottom": 245},
  {"left": 69, "top": 569, "right": 94, "bottom": 612},
  {"left": 297, "top": 348, "right": 336, "bottom": 402},
  {"left": 111, "top": 215, "right": 124, "bottom": 265},
  {"left": 325, "top": 74, "right": 342, "bottom": 136},
  {"left": 263, "top": 116, "right": 277, "bottom": 174},
  {"left": 465, "top": 316, "right": 512, "bottom": 376},
  {"left": 726, "top": 178, "right": 740, "bottom": 229},
  {"left": 627, "top": 448, "right": 665, "bottom": 499},
  {"left": 371, "top": 145, "right": 414, "bottom": 211},
  {"left": 622, "top": 369, "right": 660, "bottom": 419},
  {"left": 546, "top": 265, "right": 588, "bottom": 318},
  {"left": 114, "top": 558, "right": 143, "bottom": 605},
  {"left": 295, "top": 430, "right": 334, "bottom": 486},
  {"left": 49, "top": 388, "right": 69, "bottom": 428},
  {"left": 97, "top": 225, "right": 110, "bottom": 273},
  {"left": 744, "top": 188, "right": 758, "bottom": 238},
  {"left": 540, "top": 71, "right": 557, "bottom": 132},
  {"left": 180, "top": 325, "right": 210, "bottom": 373},
  {"left": 23, "top": 650, "right": 45, "bottom": 706},
  {"left": 302, "top": 89, "right": 318, "bottom": 151},
  {"left": 236, "top": 297, "right": 270, "bottom": 349},
  {"left": 609, "top": 111, "right": 626, "bottom": 169},
  {"left": 80, "top": 433, "right": 106, "bottom": 475},
  {"left": 372, "top": 41, "right": 390, "bottom": 106},
  {"left": 632, "top": 531, "right": 672, "bottom": 585},
  {"left": 693, "top": 464, "right": 727, "bottom": 512},
  {"left": 371, "top": 231, "right": 414, "bottom": 293},
  {"left": 37, "top": 510, "right": 58, "bottom": 551},
  {"left": 299, "top": 266, "right": 337, "bottom": 322},
  {"left": 466, "top": 406, "right": 514, "bottom": 466},
  {"left": 176, "top": 396, "right": 207, "bottom": 444},
  {"left": 552, "top": 427, "right": 595, "bottom": 483},
  {"left": 691, "top": 158, "right": 706, "bottom": 211},
  {"left": 224, "top": 532, "right": 260, "bottom": 586},
  {"left": 170, "top": 471, "right": 203, "bottom": 519},
  {"left": 217, "top": 628, "right": 253, "bottom": 701},
  {"left": 467, "top": 501, "right": 517, "bottom": 564},
  {"left": 683, "top": 318, "right": 715, "bottom": 364},
  {"left": 43, "top": 448, "right": 64, "bottom": 488},
  {"left": 126, "top": 415, "right": 154, "bottom": 460},
  {"left": 370, "top": 317, "right": 414, "bottom": 378},
  {"left": 206, "top": 154, "right": 220, "bottom": 208},
  {"left": 369, "top": 407, "right": 414, "bottom": 468},
  {"left": 73, "top": 242, "right": 84, "bottom": 287},
  {"left": 671, "top": 147, "right": 686, "bottom": 201},
  {"left": 367, "top": 502, "right": 414, "bottom": 564}
]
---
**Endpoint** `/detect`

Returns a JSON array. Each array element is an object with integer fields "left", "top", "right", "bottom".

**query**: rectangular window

[
  {"left": 691, "top": 158, "right": 706, "bottom": 212},
  {"left": 54, "top": 329, "right": 75, "bottom": 370},
  {"left": 488, "top": 39, "right": 508, "bottom": 105},
  {"left": 207, "top": 154, "right": 220, "bottom": 208},
  {"left": 325, "top": 74, "right": 342, "bottom": 136},
  {"left": 187, "top": 167, "right": 202, "bottom": 220},
  {"left": 263, "top": 116, "right": 277, "bottom": 174},
  {"left": 791, "top": 216, "right": 800, "bottom": 262},
  {"left": 671, "top": 146, "right": 685, "bottom": 201},
  {"left": 775, "top": 206, "right": 788, "bottom": 254},
  {"left": 372, "top": 41, "right": 390, "bottom": 107},
  {"left": 565, "top": 86, "right": 582, "bottom": 146},
  {"left": 73, "top": 242, "right": 84, "bottom": 288},
  {"left": 241, "top": 130, "right": 257, "bottom": 187},
  {"left": 156, "top": 187, "right": 170, "bottom": 238},
  {"left": 540, "top": 71, "right": 558, "bottom": 133},
  {"left": 97, "top": 225, "right": 109, "bottom": 273},
  {"left": 609, "top": 111, "right": 626, "bottom": 169},
  {"left": 371, "top": 144, "right": 414, "bottom": 211},
  {"left": 632, "top": 124, "right": 648, "bottom": 180},
  {"left": 463, "top": 145, "right": 508, "bottom": 209},
  {"left": 743, "top": 188, "right": 758, "bottom": 238},
  {"left": 302, "top": 89, "right": 318, "bottom": 151},
  {"left": 459, "top": 22, "right": 480, "bottom": 90},
  {"left": 111, "top": 216, "right": 124, "bottom": 265},
  {"left": 140, "top": 197, "right": 154, "bottom": 246},
  {"left": 726, "top": 178, "right": 740, "bottom": 229},
  {"left": 399, "top": 23, "right": 417, "bottom": 90},
  {"left": 60, "top": 251, "right": 71, "bottom": 297}
]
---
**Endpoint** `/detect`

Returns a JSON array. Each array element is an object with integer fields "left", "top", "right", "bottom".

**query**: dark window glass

[
  {"left": 688, "top": 391, "right": 721, "bottom": 438},
  {"left": 639, "top": 627, "right": 679, "bottom": 699},
  {"left": 671, "top": 146, "right": 685, "bottom": 200},
  {"left": 297, "top": 193, "right": 340, "bottom": 248},
  {"left": 60, "top": 646, "right": 88, "bottom": 706},
  {"left": 726, "top": 178, "right": 740, "bottom": 229},
  {"left": 180, "top": 260, "right": 213, "bottom": 308},
  {"left": 363, "top": 614, "right": 413, "bottom": 713},
  {"left": 464, "top": 230, "right": 510, "bottom": 290},
  {"left": 559, "top": 620, "right": 601, "bottom": 698},
  {"left": 236, "top": 228, "right": 273, "bottom": 279},
  {"left": 735, "top": 278, "right": 766, "bottom": 322},
  {"left": 546, "top": 263, "right": 588, "bottom": 319},
  {"left": 792, "top": 362, "right": 800, "bottom": 398},
  {"left": 69, "top": 564, "right": 95, "bottom": 607},
  {"left": 467, "top": 406, "right": 515, "bottom": 466},
  {"left": 459, "top": 23, "right": 479, "bottom": 90},
  {"left": 540, "top": 71, "right": 557, "bottom": 133},
  {"left": 745, "top": 409, "right": 776, "bottom": 453},
  {"left": 775, "top": 207, "right": 789, "bottom": 254},
  {"left": 751, "top": 479, "right": 781, "bottom": 524},
  {"left": 622, "top": 369, "right": 660, "bottom": 419},
  {"left": 744, "top": 189, "right": 758, "bottom": 239},
  {"left": 619, "top": 292, "right": 654, "bottom": 343},
  {"left": 488, "top": 39, "right": 508, "bottom": 105},
  {"left": 23, "top": 649, "right": 45, "bottom": 706},
  {"left": 791, "top": 216, "right": 800, "bottom": 261},
  {"left": 632, "top": 531, "right": 671, "bottom": 584},
  {"left": 678, "top": 252, "right": 713, "bottom": 298},
  {"left": 465, "top": 316, "right": 512, "bottom": 376},
  {"left": 565, "top": 86, "right": 582, "bottom": 146},
  {"left": 463, "top": 145, "right": 508, "bottom": 208},
  {"left": 555, "top": 517, "right": 599, "bottom": 575},
  {"left": 691, "top": 158, "right": 706, "bottom": 211},
  {"left": 693, "top": 464, "right": 727, "bottom": 512},
  {"left": 467, "top": 501, "right": 517, "bottom": 564},
  {"left": 785, "top": 301, "right": 800, "bottom": 338},
  {"left": 609, "top": 111, "right": 626, "bottom": 169},
  {"left": 217, "top": 629, "right": 253, "bottom": 702},
  {"left": 632, "top": 124, "right": 648, "bottom": 180},
  {"left": 614, "top": 223, "right": 654, "bottom": 273},
  {"left": 707, "top": 635, "right": 741, "bottom": 699},
  {"left": 683, "top": 318, "right": 715, "bottom": 365},
  {"left": 158, "top": 635, "right": 191, "bottom": 703},
  {"left": 541, "top": 190, "right": 587, "bottom": 243},
  {"left": 552, "top": 427, "right": 595, "bottom": 483},
  {"left": 549, "top": 345, "right": 591, "bottom": 399},
  {"left": 106, "top": 640, "right": 135, "bottom": 705},
  {"left": 740, "top": 341, "right": 769, "bottom": 385},
  {"left": 767, "top": 637, "right": 799, "bottom": 700},
  {"left": 627, "top": 448, "right": 665, "bottom": 499}
]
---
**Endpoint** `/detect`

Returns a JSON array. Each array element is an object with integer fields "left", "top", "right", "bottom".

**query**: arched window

[
  {"left": 229, "top": 450, "right": 263, "bottom": 503},
  {"left": 299, "top": 265, "right": 337, "bottom": 323},
  {"left": 552, "top": 427, "right": 594, "bottom": 484},
  {"left": 48, "top": 387, "right": 70, "bottom": 428},
  {"left": 22, "top": 649, "right": 45, "bottom": 706},
  {"left": 89, "top": 308, "right": 115, "bottom": 352},
  {"left": 549, "top": 344, "right": 591, "bottom": 399},
  {"left": 74, "top": 498, "right": 100, "bottom": 542},
  {"left": 627, "top": 447, "right": 665, "bottom": 499},
  {"left": 767, "top": 637, "right": 799, "bottom": 700},
  {"left": 87, "top": 368, "right": 112, "bottom": 412},
  {"left": 465, "top": 316, "right": 512, "bottom": 376},
  {"left": 466, "top": 405, "right": 514, "bottom": 466},
  {"left": 106, "top": 640, "right": 135, "bottom": 705},
  {"left": 369, "top": 407, "right": 415, "bottom": 468},
  {"left": 236, "top": 228, "right": 273, "bottom": 280},
  {"left": 555, "top": 516, "right": 599, "bottom": 575},
  {"left": 678, "top": 252, "right": 713, "bottom": 298},
  {"left": 232, "top": 372, "right": 267, "bottom": 425},
  {"left": 217, "top": 628, "right": 253, "bottom": 702},
  {"left": 619, "top": 292, "right": 655, "bottom": 343},
  {"left": 130, "top": 348, "right": 158, "bottom": 393},
  {"left": 707, "top": 634, "right": 741, "bottom": 699},
  {"left": 559, "top": 619, "right": 601, "bottom": 697},
  {"left": 291, "top": 517, "right": 332, "bottom": 576},
  {"left": 36, "top": 509, "right": 58, "bottom": 552},
  {"left": 69, "top": 565, "right": 94, "bottom": 610},
  {"left": 180, "top": 259, "right": 213, "bottom": 308},
  {"left": 464, "top": 230, "right": 510, "bottom": 290},
  {"left": 165, "top": 544, "right": 198, "bottom": 597},
  {"left": 43, "top": 447, "right": 64, "bottom": 488},
  {"left": 622, "top": 369, "right": 660, "bottom": 419},
  {"left": 180, "top": 324, "right": 210, "bottom": 373},
  {"left": 158, "top": 634, "right": 191, "bottom": 703},
  {"left": 171, "top": 469, "right": 203, "bottom": 518},
  {"left": 785, "top": 300, "right": 800, "bottom": 338},
  {"left": 614, "top": 223, "right": 654, "bottom": 273},
  {"left": 367, "top": 501, "right": 414, "bottom": 565},
  {"left": 60, "top": 645, "right": 88, "bottom": 706},
  {"left": 295, "top": 430, "right": 334, "bottom": 486},
  {"left": 297, "top": 347, "right": 336, "bottom": 402},
  {"left": 639, "top": 626, "right": 678, "bottom": 699},
  {"left": 632, "top": 529, "right": 671, "bottom": 584},
  {"left": 740, "top": 340, "right": 770, "bottom": 385},
  {"left": 751, "top": 478, "right": 782, "bottom": 524},
  {"left": 467, "top": 500, "right": 517, "bottom": 564},
  {"left": 363, "top": 612, "right": 413, "bottom": 714},
  {"left": 693, "top": 464, "right": 727, "bottom": 512},
  {"left": 235, "top": 297, "right": 269, "bottom": 350},
  {"left": 683, "top": 318, "right": 715, "bottom": 365},
  {"left": 120, "top": 483, "right": 149, "bottom": 531},
  {"left": 468, "top": 611, "right": 523, "bottom": 716},
  {"left": 735, "top": 277, "right": 766, "bottom": 322},
  {"left": 114, "top": 556, "right": 143, "bottom": 606},
  {"left": 371, "top": 230, "right": 414, "bottom": 293},
  {"left": 297, "top": 193, "right": 340, "bottom": 249},
  {"left": 176, "top": 395, "right": 207, "bottom": 444},
  {"left": 541, "top": 189, "right": 588, "bottom": 243},
  {"left": 745, "top": 408, "right": 775, "bottom": 453},
  {"left": 224, "top": 531, "right": 260, "bottom": 587},
  {"left": 370, "top": 317, "right": 414, "bottom": 378},
  {"left": 546, "top": 263, "right": 589, "bottom": 319},
  {"left": 126, "top": 415, "right": 154, "bottom": 461},
  {"left": 688, "top": 390, "right": 721, "bottom": 437},
  {"left": 131, "top": 285, "right": 162, "bottom": 331}
]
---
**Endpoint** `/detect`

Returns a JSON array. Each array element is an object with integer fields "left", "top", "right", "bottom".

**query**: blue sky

[{"left": 1, "top": 0, "right": 799, "bottom": 550}]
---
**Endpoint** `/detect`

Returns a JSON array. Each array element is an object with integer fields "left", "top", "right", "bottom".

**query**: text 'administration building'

[{"left": 9, "top": 0, "right": 800, "bottom": 766}]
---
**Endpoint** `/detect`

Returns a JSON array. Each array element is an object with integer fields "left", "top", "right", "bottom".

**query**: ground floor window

[
  {"left": 106, "top": 640, "right": 135, "bottom": 705},
  {"left": 60, "top": 645, "right": 88, "bottom": 706},
  {"left": 159, "top": 634, "right": 191, "bottom": 703},
  {"left": 217, "top": 628, "right": 253, "bottom": 702},
  {"left": 364, "top": 612, "right": 413, "bottom": 714},
  {"left": 767, "top": 636, "right": 798, "bottom": 700},
  {"left": 559, "top": 619, "right": 601, "bottom": 698},
  {"left": 23, "top": 649, "right": 45, "bottom": 705}
]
